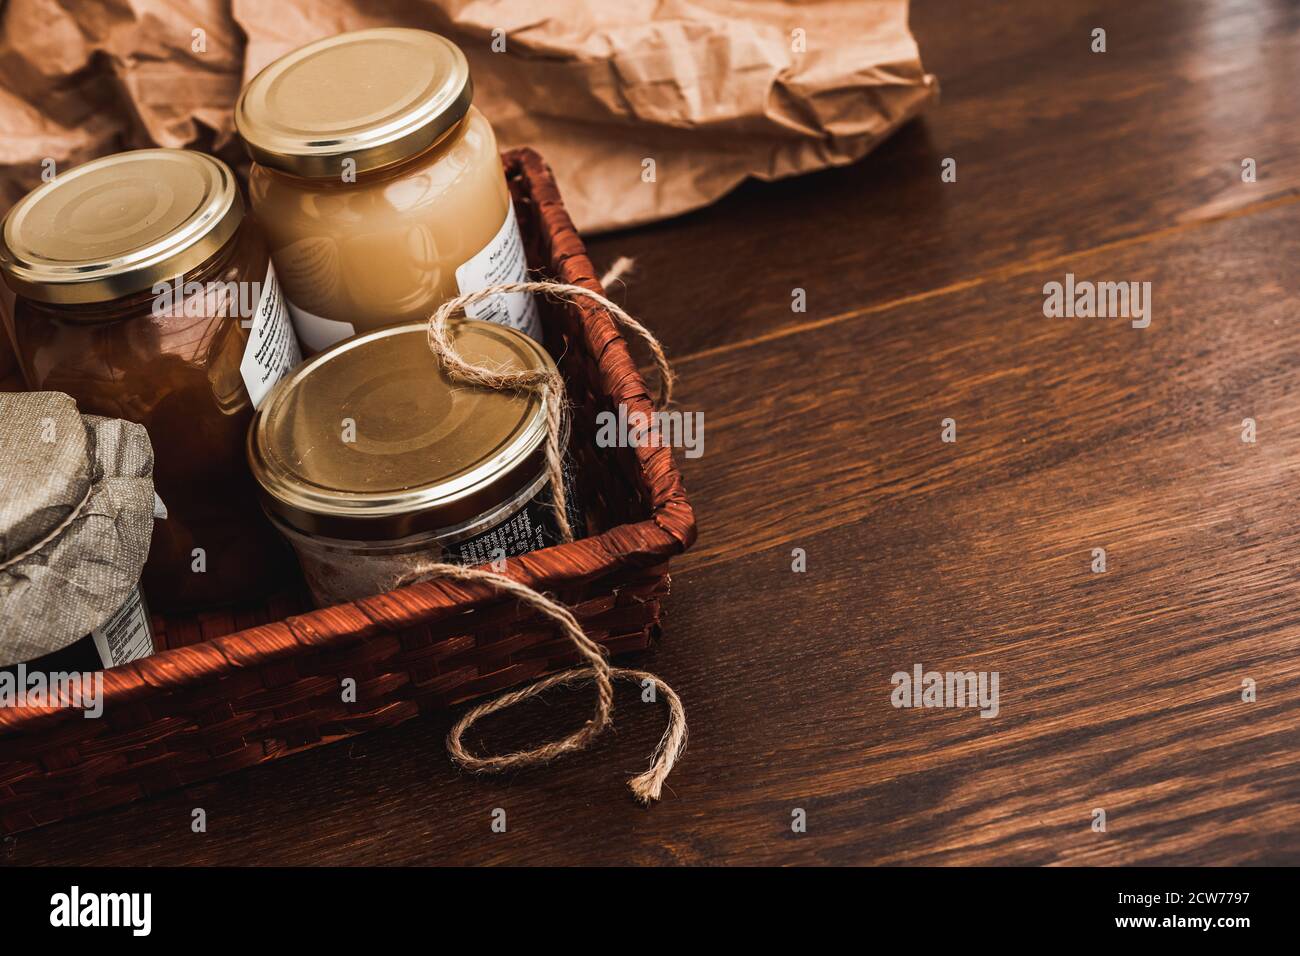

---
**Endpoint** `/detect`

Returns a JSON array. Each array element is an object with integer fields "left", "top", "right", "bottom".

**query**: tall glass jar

[
  {"left": 235, "top": 28, "right": 541, "bottom": 353},
  {"left": 0, "top": 149, "right": 303, "bottom": 610}
]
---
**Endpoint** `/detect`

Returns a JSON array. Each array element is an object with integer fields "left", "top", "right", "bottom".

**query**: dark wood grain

[
  {"left": 585, "top": 0, "right": 1300, "bottom": 360},
  {"left": 7, "top": 0, "right": 1300, "bottom": 866},
  {"left": 10, "top": 194, "right": 1299, "bottom": 866},
  {"left": 669, "top": 196, "right": 1300, "bottom": 573}
]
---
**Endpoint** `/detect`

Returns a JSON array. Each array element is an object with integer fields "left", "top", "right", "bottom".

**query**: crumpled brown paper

[{"left": 0, "top": 0, "right": 934, "bottom": 232}]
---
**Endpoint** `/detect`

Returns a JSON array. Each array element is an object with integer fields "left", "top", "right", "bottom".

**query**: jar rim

[
  {"left": 266, "top": 466, "right": 551, "bottom": 553},
  {"left": 235, "top": 28, "right": 474, "bottom": 180},
  {"left": 0, "top": 150, "right": 243, "bottom": 305},
  {"left": 247, "top": 318, "right": 558, "bottom": 541}
]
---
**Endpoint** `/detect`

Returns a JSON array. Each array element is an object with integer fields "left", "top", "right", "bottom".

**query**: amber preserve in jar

[
  {"left": 0, "top": 149, "right": 303, "bottom": 609},
  {"left": 248, "top": 319, "right": 581, "bottom": 608},
  {"left": 235, "top": 28, "right": 541, "bottom": 352}
]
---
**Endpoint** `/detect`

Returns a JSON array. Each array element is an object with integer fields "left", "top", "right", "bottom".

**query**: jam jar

[
  {"left": 0, "top": 148, "right": 303, "bottom": 610},
  {"left": 247, "top": 319, "right": 580, "bottom": 608},
  {"left": 235, "top": 28, "right": 540, "bottom": 352}
]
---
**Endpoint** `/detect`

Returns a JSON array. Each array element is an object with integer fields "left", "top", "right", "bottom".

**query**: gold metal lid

[
  {"left": 0, "top": 149, "right": 243, "bottom": 305},
  {"left": 248, "top": 318, "right": 555, "bottom": 540},
  {"left": 235, "top": 28, "right": 474, "bottom": 179}
]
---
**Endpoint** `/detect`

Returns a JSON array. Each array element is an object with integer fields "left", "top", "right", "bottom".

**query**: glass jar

[
  {"left": 247, "top": 319, "right": 579, "bottom": 608},
  {"left": 0, "top": 299, "right": 22, "bottom": 391},
  {"left": 235, "top": 28, "right": 541, "bottom": 352},
  {"left": 0, "top": 391, "right": 157, "bottom": 675},
  {"left": 0, "top": 149, "right": 303, "bottom": 610}
]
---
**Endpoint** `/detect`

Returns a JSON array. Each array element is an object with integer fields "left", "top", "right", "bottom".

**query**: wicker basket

[{"left": 0, "top": 149, "right": 697, "bottom": 835}]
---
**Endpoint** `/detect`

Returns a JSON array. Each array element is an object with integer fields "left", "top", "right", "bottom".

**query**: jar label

[
  {"left": 284, "top": 300, "right": 358, "bottom": 353},
  {"left": 454, "top": 490, "right": 551, "bottom": 566},
  {"left": 455, "top": 203, "right": 543, "bottom": 342},
  {"left": 89, "top": 586, "right": 154, "bottom": 669},
  {"left": 239, "top": 262, "right": 303, "bottom": 409},
  {"left": 452, "top": 462, "right": 582, "bottom": 566}
]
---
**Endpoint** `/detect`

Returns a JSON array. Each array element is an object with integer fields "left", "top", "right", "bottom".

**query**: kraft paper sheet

[{"left": 0, "top": 0, "right": 935, "bottom": 233}]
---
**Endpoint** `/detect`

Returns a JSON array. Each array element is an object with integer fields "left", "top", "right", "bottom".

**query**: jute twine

[
  {"left": 403, "top": 259, "right": 686, "bottom": 803},
  {"left": 0, "top": 486, "right": 92, "bottom": 573}
]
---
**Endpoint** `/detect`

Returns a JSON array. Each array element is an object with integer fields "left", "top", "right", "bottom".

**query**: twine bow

[{"left": 405, "top": 260, "right": 686, "bottom": 803}]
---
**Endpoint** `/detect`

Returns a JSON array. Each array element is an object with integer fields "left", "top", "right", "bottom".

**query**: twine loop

[{"left": 413, "top": 261, "right": 686, "bottom": 802}]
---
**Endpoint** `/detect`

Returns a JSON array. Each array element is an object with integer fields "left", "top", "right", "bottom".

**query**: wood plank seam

[{"left": 669, "top": 191, "right": 1300, "bottom": 370}]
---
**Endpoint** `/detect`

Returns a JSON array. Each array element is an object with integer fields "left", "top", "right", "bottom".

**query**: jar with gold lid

[
  {"left": 248, "top": 319, "right": 579, "bottom": 608},
  {"left": 235, "top": 28, "right": 541, "bottom": 353},
  {"left": 0, "top": 148, "right": 302, "bottom": 609}
]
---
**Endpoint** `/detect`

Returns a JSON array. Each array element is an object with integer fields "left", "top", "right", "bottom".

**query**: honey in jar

[
  {"left": 235, "top": 28, "right": 540, "bottom": 352},
  {"left": 0, "top": 149, "right": 303, "bottom": 609}
]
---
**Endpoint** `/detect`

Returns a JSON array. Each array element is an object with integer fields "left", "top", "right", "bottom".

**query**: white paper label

[
  {"left": 90, "top": 586, "right": 154, "bottom": 668},
  {"left": 240, "top": 262, "right": 303, "bottom": 409},
  {"left": 455, "top": 203, "right": 542, "bottom": 341},
  {"left": 285, "top": 300, "right": 357, "bottom": 353}
]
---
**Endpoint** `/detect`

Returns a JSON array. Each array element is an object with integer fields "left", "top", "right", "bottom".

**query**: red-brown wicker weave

[{"left": 0, "top": 149, "right": 697, "bottom": 835}]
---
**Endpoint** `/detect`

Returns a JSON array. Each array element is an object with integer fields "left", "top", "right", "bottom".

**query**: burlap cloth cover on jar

[{"left": 0, "top": 391, "right": 156, "bottom": 667}]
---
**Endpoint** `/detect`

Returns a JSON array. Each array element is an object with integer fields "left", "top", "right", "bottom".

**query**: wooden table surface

[{"left": 10, "top": 0, "right": 1300, "bottom": 866}]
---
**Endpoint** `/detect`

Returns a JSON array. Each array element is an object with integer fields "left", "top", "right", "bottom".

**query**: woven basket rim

[{"left": 0, "top": 147, "right": 696, "bottom": 734}]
